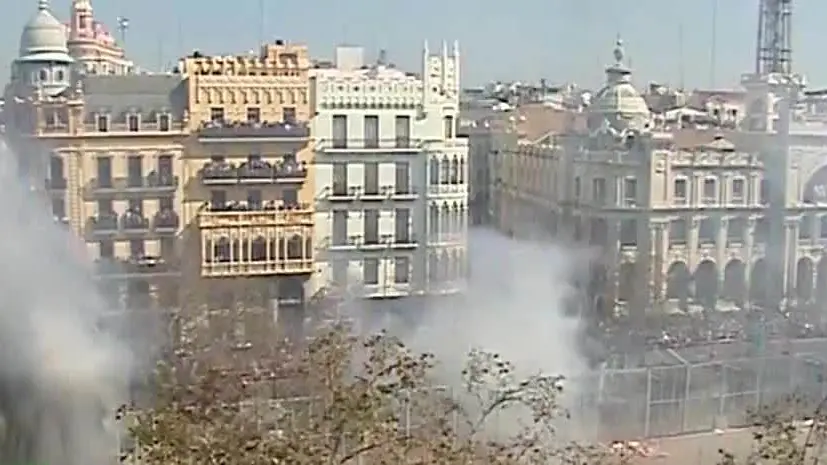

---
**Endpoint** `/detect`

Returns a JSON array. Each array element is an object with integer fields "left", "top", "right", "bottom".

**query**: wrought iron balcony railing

[
  {"left": 200, "top": 159, "right": 307, "bottom": 184},
  {"left": 197, "top": 120, "right": 310, "bottom": 139}
]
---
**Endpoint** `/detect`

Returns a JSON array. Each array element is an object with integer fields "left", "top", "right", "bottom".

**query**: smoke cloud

[{"left": 0, "top": 141, "right": 134, "bottom": 465}]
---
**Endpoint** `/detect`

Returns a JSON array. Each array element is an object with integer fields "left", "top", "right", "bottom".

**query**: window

[
  {"left": 128, "top": 199, "right": 143, "bottom": 214},
  {"left": 395, "top": 208, "right": 410, "bottom": 242},
  {"left": 363, "top": 258, "right": 379, "bottom": 285},
  {"left": 364, "top": 115, "right": 379, "bottom": 148},
  {"left": 394, "top": 257, "right": 410, "bottom": 283},
  {"left": 703, "top": 178, "right": 717, "bottom": 204},
  {"left": 247, "top": 189, "right": 262, "bottom": 209},
  {"left": 574, "top": 177, "right": 581, "bottom": 198},
  {"left": 395, "top": 162, "right": 410, "bottom": 194},
  {"left": 55, "top": 69, "right": 64, "bottom": 81},
  {"left": 128, "top": 114, "right": 139, "bottom": 132},
  {"left": 96, "top": 114, "right": 109, "bottom": 132},
  {"left": 99, "top": 241, "right": 114, "bottom": 259},
  {"left": 332, "top": 211, "right": 348, "bottom": 246},
  {"left": 674, "top": 178, "right": 688, "bottom": 204},
  {"left": 282, "top": 188, "right": 298, "bottom": 205},
  {"left": 49, "top": 155, "right": 64, "bottom": 182},
  {"left": 364, "top": 210, "right": 379, "bottom": 244},
  {"left": 129, "top": 239, "right": 145, "bottom": 258},
  {"left": 283, "top": 107, "right": 296, "bottom": 123},
  {"left": 210, "top": 190, "right": 226, "bottom": 209},
  {"left": 669, "top": 219, "right": 687, "bottom": 244},
  {"left": 732, "top": 178, "right": 746, "bottom": 203},
  {"left": 209, "top": 107, "right": 224, "bottom": 122},
  {"left": 760, "top": 179, "right": 770, "bottom": 204},
  {"left": 624, "top": 178, "right": 637, "bottom": 205},
  {"left": 592, "top": 178, "right": 606, "bottom": 205},
  {"left": 159, "top": 196, "right": 173, "bottom": 211},
  {"left": 97, "top": 199, "right": 113, "bottom": 215},
  {"left": 127, "top": 155, "right": 143, "bottom": 187},
  {"left": 332, "top": 163, "right": 347, "bottom": 195},
  {"left": 443, "top": 115, "right": 455, "bottom": 139},
  {"left": 395, "top": 115, "right": 411, "bottom": 147},
  {"left": 158, "top": 154, "right": 173, "bottom": 185},
  {"left": 247, "top": 107, "right": 261, "bottom": 123},
  {"left": 39, "top": 69, "right": 48, "bottom": 81},
  {"left": 51, "top": 198, "right": 65, "bottom": 220},
  {"left": 158, "top": 113, "right": 171, "bottom": 131},
  {"left": 364, "top": 162, "right": 379, "bottom": 195},
  {"left": 96, "top": 156, "right": 112, "bottom": 188},
  {"left": 332, "top": 115, "right": 347, "bottom": 149}
]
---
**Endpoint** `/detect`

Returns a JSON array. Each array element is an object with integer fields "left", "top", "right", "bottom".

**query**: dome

[
  {"left": 588, "top": 38, "right": 650, "bottom": 131},
  {"left": 18, "top": 0, "right": 71, "bottom": 60}
]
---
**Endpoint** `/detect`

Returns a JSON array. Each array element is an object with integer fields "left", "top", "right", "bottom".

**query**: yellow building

[
  {"left": 177, "top": 41, "right": 315, "bottom": 329},
  {"left": 3, "top": 1, "right": 315, "bottom": 331}
]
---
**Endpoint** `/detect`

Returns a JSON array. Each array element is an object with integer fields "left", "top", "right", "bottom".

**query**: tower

[
  {"left": 69, "top": 0, "right": 93, "bottom": 40},
  {"left": 13, "top": 0, "right": 74, "bottom": 98},
  {"left": 742, "top": 0, "right": 801, "bottom": 311}
]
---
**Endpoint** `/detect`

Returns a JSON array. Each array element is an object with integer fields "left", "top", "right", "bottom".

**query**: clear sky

[{"left": 3, "top": 0, "right": 827, "bottom": 89}]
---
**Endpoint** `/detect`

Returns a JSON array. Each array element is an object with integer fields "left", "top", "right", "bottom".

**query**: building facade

[
  {"left": 311, "top": 43, "right": 468, "bottom": 300},
  {"left": 486, "top": 39, "right": 827, "bottom": 320},
  {"left": 178, "top": 42, "right": 315, "bottom": 332},
  {"left": 66, "top": 0, "right": 134, "bottom": 75},
  {"left": 4, "top": 1, "right": 185, "bottom": 310}
]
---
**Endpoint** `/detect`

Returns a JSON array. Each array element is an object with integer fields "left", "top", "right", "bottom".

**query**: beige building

[
  {"left": 488, "top": 39, "right": 827, "bottom": 319},
  {"left": 3, "top": 1, "right": 315, "bottom": 332}
]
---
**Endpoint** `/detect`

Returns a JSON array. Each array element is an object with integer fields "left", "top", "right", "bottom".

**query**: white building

[{"left": 311, "top": 43, "right": 469, "bottom": 300}]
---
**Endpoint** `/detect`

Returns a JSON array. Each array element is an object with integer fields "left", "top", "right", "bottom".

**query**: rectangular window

[
  {"left": 332, "top": 115, "right": 347, "bottom": 149},
  {"left": 703, "top": 178, "right": 717, "bottom": 204},
  {"left": 364, "top": 210, "right": 379, "bottom": 244},
  {"left": 96, "top": 156, "right": 112, "bottom": 188},
  {"left": 247, "top": 107, "right": 261, "bottom": 123},
  {"left": 674, "top": 178, "right": 688, "bottom": 204},
  {"left": 129, "top": 239, "right": 145, "bottom": 258},
  {"left": 443, "top": 115, "right": 454, "bottom": 139},
  {"left": 363, "top": 258, "right": 379, "bottom": 285},
  {"left": 127, "top": 114, "right": 139, "bottom": 132},
  {"left": 395, "top": 115, "right": 411, "bottom": 148},
  {"left": 247, "top": 189, "right": 262, "bottom": 209},
  {"left": 282, "top": 188, "right": 298, "bottom": 205},
  {"left": 158, "top": 155, "right": 173, "bottom": 185},
  {"left": 96, "top": 114, "right": 109, "bottom": 132},
  {"left": 364, "top": 162, "right": 379, "bottom": 195},
  {"left": 99, "top": 240, "right": 114, "bottom": 259},
  {"left": 209, "top": 107, "right": 224, "bottom": 122},
  {"left": 364, "top": 115, "right": 379, "bottom": 148},
  {"left": 210, "top": 190, "right": 226, "bottom": 210},
  {"left": 51, "top": 198, "right": 65, "bottom": 220},
  {"left": 624, "top": 178, "right": 637, "bottom": 205},
  {"left": 97, "top": 199, "right": 113, "bottom": 215},
  {"left": 282, "top": 107, "right": 296, "bottom": 123},
  {"left": 158, "top": 114, "right": 171, "bottom": 131},
  {"left": 592, "top": 178, "right": 606, "bottom": 205},
  {"left": 395, "top": 162, "right": 410, "bottom": 194},
  {"left": 332, "top": 211, "right": 348, "bottom": 246},
  {"left": 161, "top": 237, "right": 175, "bottom": 258},
  {"left": 395, "top": 208, "right": 410, "bottom": 242},
  {"left": 128, "top": 199, "right": 143, "bottom": 215},
  {"left": 394, "top": 257, "right": 410, "bottom": 283},
  {"left": 732, "top": 178, "right": 745, "bottom": 203},
  {"left": 127, "top": 155, "right": 143, "bottom": 187},
  {"left": 159, "top": 196, "right": 173, "bottom": 211},
  {"left": 332, "top": 163, "right": 347, "bottom": 195}
]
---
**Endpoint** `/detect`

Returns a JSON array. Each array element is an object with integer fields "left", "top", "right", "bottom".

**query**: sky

[{"left": 3, "top": 0, "right": 827, "bottom": 90}]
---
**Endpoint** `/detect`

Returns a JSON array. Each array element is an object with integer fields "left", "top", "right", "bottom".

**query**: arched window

[
  {"left": 38, "top": 69, "right": 48, "bottom": 82},
  {"left": 440, "top": 156, "right": 450, "bottom": 184},
  {"left": 429, "top": 157, "right": 440, "bottom": 185},
  {"left": 450, "top": 156, "right": 459, "bottom": 184}
]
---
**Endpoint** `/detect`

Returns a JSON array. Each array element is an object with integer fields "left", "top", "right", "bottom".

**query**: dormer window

[
  {"left": 158, "top": 113, "right": 171, "bottom": 132},
  {"left": 38, "top": 69, "right": 48, "bottom": 82},
  {"left": 128, "top": 113, "right": 140, "bottom": 132},
  {"left": 97, "top": 114, "right": 109, "bottom": 132}
]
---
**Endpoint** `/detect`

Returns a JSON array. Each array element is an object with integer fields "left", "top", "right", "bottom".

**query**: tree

[{"left": 124, "top": 312, "right": 617, "bottom": 465}]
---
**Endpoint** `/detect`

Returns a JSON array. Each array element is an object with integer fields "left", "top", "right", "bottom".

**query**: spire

[
  {"left": 606, "top": 34, "right": 632, "bottom": 83},
  {"left": 38, "top": 0, "right": 49, "bottom": 11},
  {"left": 423, "top": 40, "right": 429, "bottom": 57},
  {"left": 453, "top": 40, "right": 460, "bottom": 57},
  {"left": 441, "top": 40, "right": 448, "bottom": 58}
]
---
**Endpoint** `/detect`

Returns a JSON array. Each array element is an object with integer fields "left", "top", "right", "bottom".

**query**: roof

[
  {"left": 82, "top": 74, "right": 186, "bottom": 121},
  {"left": 19, "top": 1, "right": 71, "bottom": 61},
  {"left": 514, "top": 104, "right": 585, "bottom": 143}
]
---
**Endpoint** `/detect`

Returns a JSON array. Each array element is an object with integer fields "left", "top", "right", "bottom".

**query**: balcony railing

[
  {"left": 200, "top": 227, "right": 314, "bottom": 277},
  {"left": 314, "top": 138, "right": 423, "bottom": 153},
  {"left": 87, "top": 172, "right": 178, "bottom": 196},
  {"left": 198, "top": 202, "right": 312, "bottom": 229},
  {"left": 197, "top": 120, "right": 310, "bottom": 140},
  {"left": 46, "top": 177, "right": 67, "bottom": 190},
  {"left": 200, "top": 159, "right": 307, "bottom": 184},
  {"left": 95, "top": 256, "right": 180, "bottom": 279},
  {"left": 86, "top": 211, "right": 179, "bottom": 237}
]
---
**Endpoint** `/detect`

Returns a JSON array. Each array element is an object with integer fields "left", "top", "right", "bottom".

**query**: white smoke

[{"left": 0, "top": 140, "right": 134, "bottom": 465}]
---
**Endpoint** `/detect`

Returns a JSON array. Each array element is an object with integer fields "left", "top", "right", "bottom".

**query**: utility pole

[{"left": 116, "top": 16, "right": 129, "bottom": 47}]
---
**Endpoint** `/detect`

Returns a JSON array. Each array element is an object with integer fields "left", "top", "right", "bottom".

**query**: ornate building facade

[
  {"left": 488, "top": 39, "right": 827, "bottom": 319},
  {"left": 310, "top": 43, "right": 468, "bottom": 301},
  {"left": 66, "top": 0, "right": 134, "bottom": 75}
]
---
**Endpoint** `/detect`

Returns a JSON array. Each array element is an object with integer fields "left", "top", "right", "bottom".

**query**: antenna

[
  {"left": 258, "top": 0, "right": 265, "bottom": 46},
  {"left": 116, "top": 16, "right": 129, "bottom": 47},
  {"left": 678, "top": 23, "right": 685, "bottom": 90},
  {"left": 709, "top": 0, "right": 718, "bottom": 87}
]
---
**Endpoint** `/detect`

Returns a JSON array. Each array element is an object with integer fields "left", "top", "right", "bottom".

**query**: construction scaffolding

[{"left": 569, "top": 338, "right": 827, "bottom": 441}]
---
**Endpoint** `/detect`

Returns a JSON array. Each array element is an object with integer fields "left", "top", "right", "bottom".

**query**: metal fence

[{"left": 567, "top": 352, "right": 827, "bottom": 441}]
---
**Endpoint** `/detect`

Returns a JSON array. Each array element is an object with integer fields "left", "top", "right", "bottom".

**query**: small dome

[
  {"left": 19, "top": 0, "right": 71, "bottom": 59},
  {"left": 588, "top": 37, "right": 650, "bottom": 131}
]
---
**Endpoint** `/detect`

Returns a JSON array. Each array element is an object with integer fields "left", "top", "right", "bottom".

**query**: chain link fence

[{"left": 569, "top": 351, "right": 827, "bottom": 441}]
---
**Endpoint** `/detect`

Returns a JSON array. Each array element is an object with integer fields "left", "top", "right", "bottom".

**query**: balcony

[
  {"left": 86, "top": 211, "right": 177, "bottom": 239},
  {"left": 198, "top": 202, "right": 312, "bottom": 229},
  {"left": 200, "top": 158, "right": 307, "bottom": 185},
  {"left": 314, "top": 138, "right": 423, "bottom": 154},
  {"left": 196, "top": 120, "right": 310, "bottom": 142},
  {"left": 199, "top": 204, "right": 313, "bottom": 278},
  {"left": 86, "top": 172, "right": 178, "bottom": 198},
  {"left": 95, "top": 256, "right": 180, "bottom": 280}
]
